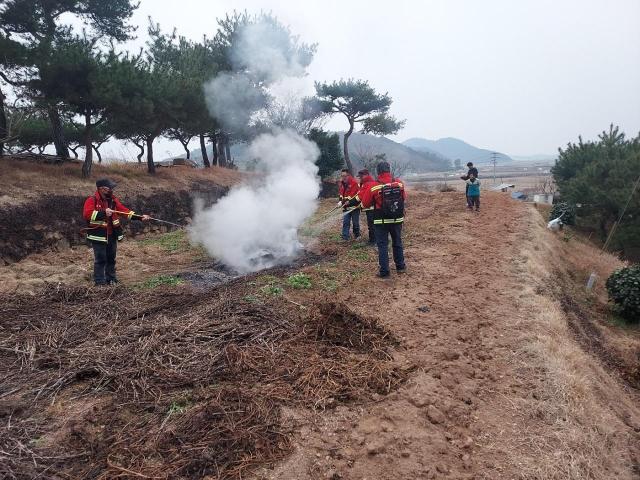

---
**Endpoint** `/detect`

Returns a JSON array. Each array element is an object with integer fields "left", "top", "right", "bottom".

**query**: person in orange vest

[
  {"left": 82, "top": 178, "right": 150, "bottom": 286},
  {"left": 349, "top": 161, "right": 406, "bottom": 278},
  {"left": 338, "top": 168, "right": 360, "bottom": 240},
  {"left": 356, "top": 168, "right": 377, "bottom": 245}
]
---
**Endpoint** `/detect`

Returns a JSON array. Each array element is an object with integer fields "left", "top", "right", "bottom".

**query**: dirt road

[{"left": 256, "top": 191, "right": 640, "bottom": 479}]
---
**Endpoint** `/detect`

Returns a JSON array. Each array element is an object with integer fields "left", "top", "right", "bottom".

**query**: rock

[
  {"left": 441, "top": 350, "right": 460, "bottom": 361},
  {"left": 462, "top": 453, "right": 472, "bottom": 469},
  {"left": 409, "top": 396, "right": 430, "bottom": 408},
  {"left": 427, "top": 405, "right": 446, "bottom": 424},
  {"left": 366, "top": 440, "right": 386, "bottom": 455},
  {"left": 400, "top": 450, "right": 410, "bottom": 458},
  {"left": 436, "top": 463, "right": 450, "bottom": 474},
  {"left": 462, "top": 436, "right": 473, "bottom": 449}
]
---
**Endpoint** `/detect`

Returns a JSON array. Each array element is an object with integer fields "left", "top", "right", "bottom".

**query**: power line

[{"left": 490, "top": 152, "right": 498, "bottom": 183}]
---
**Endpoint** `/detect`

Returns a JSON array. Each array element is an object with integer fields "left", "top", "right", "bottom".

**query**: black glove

[{"left": 345, "top": 198, "right": 359, "bottom": 209}]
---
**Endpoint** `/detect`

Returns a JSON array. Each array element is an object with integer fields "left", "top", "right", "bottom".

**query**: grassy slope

[{"left": 0, "top": 157, "right": 243, "bottom": 207}]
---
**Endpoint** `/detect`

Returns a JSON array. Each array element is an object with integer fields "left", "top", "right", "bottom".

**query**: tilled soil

[{"left": 253, "top": 191, "right": 640, "bottom": 480}]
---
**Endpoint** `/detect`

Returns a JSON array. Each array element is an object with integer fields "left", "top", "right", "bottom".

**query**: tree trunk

[
  {"left": 92, "top": 145, "right": 102, "bottom": 163},
  {"left": 225, "top": 136, "right": 232, "bottom": 167},
  {"left": 200, "top": 133, "right": 210, "bottom": 168},
  {"left": 81, "top": 114, "right": 93, "bottom": 178},
  {"left": 180, "top": 139, "right": 190, "bottom": 159},
  {"left": 47, "top": 105, "right": 69, "bottom": 158},
  {"left": 131, "top": 139, "right": 144, "bottom": 163},
  {"left": 343, "top": 120, "right": 355, "bottom": 175},
  {"left": 216, "top": 137, "right": 225, "bottom": 168},
  {"left": 0, "top": 87, "right": 7, "bottom": 156},
  {"left": 69, "top": 145, "right": 79, "bottom": 158},
  {"left": 146, "top": 136, "right": 156, "bottom": 174},
  {"left": 210, "top": 134, "right": 218, "bottom": 167}
]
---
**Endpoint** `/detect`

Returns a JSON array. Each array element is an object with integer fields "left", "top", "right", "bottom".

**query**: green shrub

[
  {"left": 287, "top": 273, "right": 312, "bottom": 289},
  {"left": 260, "top": 285, "right": 283, "bottom": 296},
  {"left": 605, "top": 265, "right": 640, "bottom": 323},
  {"left": 549, "top": 202, "right": 576, "bottom": 225}
]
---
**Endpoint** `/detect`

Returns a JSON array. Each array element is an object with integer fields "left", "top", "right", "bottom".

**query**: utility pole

[{"left": 490, "top": 152, "right": 498, "bottom": 184}]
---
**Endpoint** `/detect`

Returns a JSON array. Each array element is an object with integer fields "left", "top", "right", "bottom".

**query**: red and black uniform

[
  {"left": 358, "top": 173, "right": 377, "bottom": 243},
  {"left": 82, "top": 191, "right": 140, "bottom": 243},
  {"left": 357, "top": 172, "right": 407, "bottom": 276},
  {"left": 357, "top": 174, "right": 376, "bottom": 211},
  {"left": 82, "top": 191, "right": 142, "bottom": 286},
  {"left": 339, "top": 174, "right": 361, "bottom": 240},
  {"left": 338, "top": 175, "right": 360, "bottom": 206},
  {"left": 358, "top": 172, "right": 406, "bottom": 225}
]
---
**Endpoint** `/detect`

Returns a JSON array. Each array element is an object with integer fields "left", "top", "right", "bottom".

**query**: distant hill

[
  {"left": 403, "top": 137, "right": 511, "bottom": 165},
  {"left": 509, "top": 154, "right": 557, "bottom": 164},
  {"left": 339, "top": 133, "right": 450, "bottom": 173},
  {"left": 188, "top": 133, "right": 451, "bottom": 173}
]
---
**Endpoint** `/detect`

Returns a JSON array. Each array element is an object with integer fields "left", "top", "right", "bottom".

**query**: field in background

[{"left": 406, "top": 162, "right": 553, "bottom": 192}]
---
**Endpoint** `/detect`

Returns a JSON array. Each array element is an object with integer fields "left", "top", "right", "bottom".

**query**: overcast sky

[{"left": 108, "top": 0, "right": 639, "bottom": 158}]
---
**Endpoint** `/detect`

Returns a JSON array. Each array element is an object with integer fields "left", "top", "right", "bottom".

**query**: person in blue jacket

[{"left": 466, "top": 173, "right": 481, "bottom": 211}]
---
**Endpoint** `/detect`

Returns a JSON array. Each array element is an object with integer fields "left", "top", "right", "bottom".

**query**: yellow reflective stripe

[
  {"left": 127, "top": 211, "right": 134, "bottom": 219},
  {"left": 90, "top": 210, "right": 99, "bottom": 221},
  {"left": 87, "top": 235, "right": 107, "bottom": 242},
  {"left": 373, "top": 218, "right": 404, "bottom": 224},
  {"left": 112, "top": 219, "right": 121, "bottom": 226},
  {"left": 117, "top": 234, "right": 124, "bottom": 241},
  {"left": 89, "top": 221, "right": 107, "bottom": 227},
  {"left": 371, "top": 182, "right": 402, "bottom": 191}
]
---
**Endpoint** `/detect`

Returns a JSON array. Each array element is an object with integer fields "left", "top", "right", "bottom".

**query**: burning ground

[{"left": 1, "top": 191, "right": 640, "bottom": 479}]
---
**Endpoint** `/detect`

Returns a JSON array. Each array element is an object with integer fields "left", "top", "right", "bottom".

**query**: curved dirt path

[{"left": 253, "top": 191, "right": 640, "bottom": 480}]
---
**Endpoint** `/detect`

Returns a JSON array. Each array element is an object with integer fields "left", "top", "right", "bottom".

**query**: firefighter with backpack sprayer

[{"left": 347, "top": 161, "right": 406, "bottom": 278}]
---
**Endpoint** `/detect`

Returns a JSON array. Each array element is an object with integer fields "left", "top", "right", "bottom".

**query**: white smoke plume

[
  {"left": 203, "top": 73, "right": 267, "bottom": 134},
  {"left": 192, "top": 16, "right": 320, "bottom": 272},
  {"left": 230, "top": 21, "right": 310, "bottom": 83},
  {"left": 189, "top": 130, "right": 320, "bottom": 273}
]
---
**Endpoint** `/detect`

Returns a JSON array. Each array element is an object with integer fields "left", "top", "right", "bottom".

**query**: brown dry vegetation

[
  {"left": 0, "top": 157, "right": 243, "bottom": 207},
  {"left": 0, "top": 187, "right": 639, "bottom": 479},
  {"left": 0, "top": 280, "right": 408, "bottom": 479}
]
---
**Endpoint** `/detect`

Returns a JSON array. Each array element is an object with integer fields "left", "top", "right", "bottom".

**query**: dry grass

[
  {"left": 0, "top": 157, "right": 243, "bottom": 206},
  {"left": 0, "top": 279, "right": 408, "bottom": 479},
  {"left": 499, "top": 207, "right": 640, "bottom": 479}
]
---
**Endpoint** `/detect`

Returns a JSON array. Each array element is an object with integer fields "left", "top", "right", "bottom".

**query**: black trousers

[
  {"left": 374, "top": 223, "right": 406, "bottom": 275},
  {"left": 468, "top": 196, "right": 480, "bottom": 209},
  {"left": 92, "top": 237, "right": 117, "bottom": 285},
  {"left": 365, "top": 210, "right": 376, "bottom": 243}
]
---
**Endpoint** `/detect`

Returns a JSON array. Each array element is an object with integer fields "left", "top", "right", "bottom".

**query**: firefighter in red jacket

[
  {"left": 349, "top": 161, "right": 406, "bottom": 278},
  {"left": 338, "top": 168, "right": 360, "bottom": 240},
  {"left": 356, "top": 168, "right": 377, "bottom": 245},
  {"left": 82, "top": 178, "right": 150, "bottom": 286}
]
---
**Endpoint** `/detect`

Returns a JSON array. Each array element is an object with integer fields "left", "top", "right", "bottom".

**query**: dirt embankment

[{"left": 0, "top": 158, "right": 240, "bottom": 263}]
